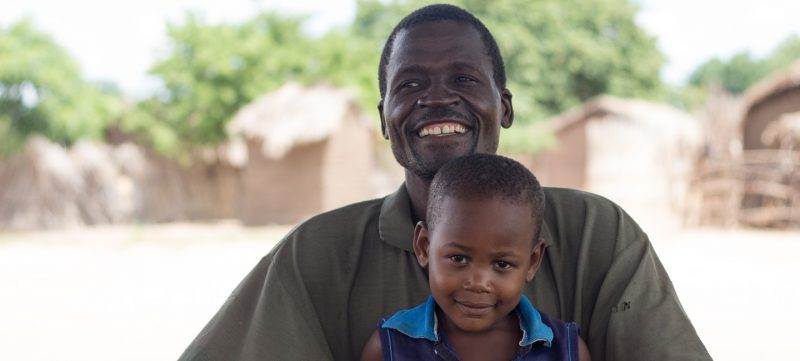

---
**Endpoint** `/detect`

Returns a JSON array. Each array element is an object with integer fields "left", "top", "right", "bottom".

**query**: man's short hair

[
  {"left": 378, "top": 4, "right": 507, "bottom": 99},
  {"left": 426, "top": 154, "right": 545, "bottom": 243}
]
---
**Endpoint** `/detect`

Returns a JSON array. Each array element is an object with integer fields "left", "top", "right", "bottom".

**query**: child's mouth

[{"left": 455, "top": 301, "right": 494, "bottom": 317}]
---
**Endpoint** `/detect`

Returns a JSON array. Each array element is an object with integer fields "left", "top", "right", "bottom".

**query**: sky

[{"left": 2, "top": 0, "right": 799, "bottom": 98}]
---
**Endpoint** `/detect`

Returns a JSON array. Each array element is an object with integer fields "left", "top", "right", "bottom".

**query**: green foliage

[
  {"left": 0, "top": 19, "right": 121, "bottom": 154},
  {"left": 688, "top": 35, "right": 800, "bottom": 96},
  {"left": 128, "top": 13, "right": 315, "bottom": 155},
  {"left": 689, "top": 53, "right": 768, "bottom": 95},
  {"left": 764, "top": 35, "right": 800, "bottom": 75},
  {"left": 306, "top": 29, "right": 382, "bottom": 117},
  {"left": 129, "top": 12, "right": 386, "bottom": 157}
]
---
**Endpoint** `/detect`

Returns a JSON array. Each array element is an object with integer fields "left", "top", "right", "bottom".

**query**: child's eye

[
  {"left": 449, "top": 255, "right": 468, "bottom": 264},
  {"left": 495, "top": 261, "right": 513, "bottom": 270}
]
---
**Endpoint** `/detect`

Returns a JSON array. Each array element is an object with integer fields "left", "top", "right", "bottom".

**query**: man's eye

[
  {"left": 455, "top": 75, "right": 476, "bottom": 83},
  {"left": 449, "top": 255, "right": 468, "bottom": 264},
  {"left": 400, "top": 80, "right": 420, "bottom": 88}
]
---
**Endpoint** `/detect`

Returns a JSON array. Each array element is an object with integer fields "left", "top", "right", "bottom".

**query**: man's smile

[{"left": 416, "top": 121, "right": 470, "bottom": 138}]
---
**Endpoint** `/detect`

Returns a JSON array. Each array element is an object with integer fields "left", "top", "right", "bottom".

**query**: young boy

[{"left": 361, "top": 154, "right": 590, "bottom": 361}]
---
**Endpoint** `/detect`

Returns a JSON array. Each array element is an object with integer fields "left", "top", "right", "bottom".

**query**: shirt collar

[
  {"left": 515, "top": 294, "right": 554, "bottom": 347},
  {"left": 377, "top": 184, "right": 553, "bottom": 252},
  {"left": 378, "top": 184, "right": 415, "bottom": 251},
  {"left": 381, "top": 295, "right": 440, "bottom": 342},
  {"left": 381, "top": 295, "right": 553, "bottom": 347}
]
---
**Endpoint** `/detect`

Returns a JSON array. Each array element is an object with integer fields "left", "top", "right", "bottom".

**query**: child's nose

[{"left": 463, "top": 269, "right": 492, "bottom": 293}]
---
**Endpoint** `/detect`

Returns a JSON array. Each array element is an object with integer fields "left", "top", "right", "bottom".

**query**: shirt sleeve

[
  {"left": 585, "top": 201, "right": 712, "bottom": 361},
  {"left": 177, "top": 234, "right": 335, "bottom": 361}
]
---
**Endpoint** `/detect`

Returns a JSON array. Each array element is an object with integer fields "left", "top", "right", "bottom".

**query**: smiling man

[
  {"left": 379, "top": 16, "right": 513, "bottom": 225},
  {"left": 179, "top": 4, "right": 711, "bottom": 361}
]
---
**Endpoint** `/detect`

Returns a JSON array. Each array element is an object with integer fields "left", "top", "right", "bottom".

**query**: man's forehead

[
  {"left": 394, "top": 20, "right": 481, "bottom": 46},
  {"left": 388, "top": 20, "right": 491, "bottom": 72}
]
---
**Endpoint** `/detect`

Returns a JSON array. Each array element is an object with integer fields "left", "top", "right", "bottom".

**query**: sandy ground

[{"left": 0, "top": 223, "right": 797, "bottom": 361}]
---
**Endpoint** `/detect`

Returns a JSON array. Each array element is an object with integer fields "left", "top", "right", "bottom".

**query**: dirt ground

[{"left": 0, "top": 222, "right": 797, "bottom": 361}]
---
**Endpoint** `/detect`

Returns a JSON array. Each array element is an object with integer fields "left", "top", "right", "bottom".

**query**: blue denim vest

[{"left": 379, "top": 295, "right": 579, "bottom": 361}]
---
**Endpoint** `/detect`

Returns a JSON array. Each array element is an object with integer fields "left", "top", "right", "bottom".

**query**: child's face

[{"left": 413, "top": 195, "right": 545, "bottom": 334}]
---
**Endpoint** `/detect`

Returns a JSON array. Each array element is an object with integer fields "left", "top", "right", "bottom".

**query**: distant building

[
  {"left": 0, "top": 137, "right": 147, "bottom": 230},
  {"left": 734, "top": 61, "right": 800, "bottom": 227},
  {"left": 741, "top": 60, "right": 800, "bottom": 151},
  {"left": 226, "top": 83, "right": 376, "bottom": 225},
  {"left": 0, "top": 83, "right": 383, "bottom": 230},
  {"left": 529, "top": 96, "right": 701, "bottom": 229}
]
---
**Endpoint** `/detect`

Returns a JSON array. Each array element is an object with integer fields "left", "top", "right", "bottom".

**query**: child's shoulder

[
  {"left": 373, "top": 300, "right": 440, "bottom": 361},
  {"left": 380, "top": 296, "right": 438, "bottom": 341}
]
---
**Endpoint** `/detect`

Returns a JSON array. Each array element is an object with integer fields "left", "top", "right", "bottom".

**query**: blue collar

[{"left": 381, "top": 295, "right": 553, "bottom": 347}]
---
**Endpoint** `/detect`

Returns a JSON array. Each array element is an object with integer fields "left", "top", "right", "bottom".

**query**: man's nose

[
  {"left": 417, "top": 82, "right": 459, "bottom": 108},
  {"left": 463, "top": 268, "right": 492, "bottom": 293}
]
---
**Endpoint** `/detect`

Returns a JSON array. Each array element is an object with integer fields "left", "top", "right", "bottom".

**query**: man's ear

[
  {"left": 413, "top": 221, "right": 430, "bottom": 268},
  {"left": 378, "top": 100, "right": 389, "bottom": 140},
  {"left": 526, "top": 239, "right": 546, "bottom": 282},
  {"left": 500, "top": 88, "right": 514, "bottom": 129}
]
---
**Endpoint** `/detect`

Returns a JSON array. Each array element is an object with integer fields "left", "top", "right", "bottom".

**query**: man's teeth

[{"left": 419, "top": 123, "right": 467, "bottom": 137}]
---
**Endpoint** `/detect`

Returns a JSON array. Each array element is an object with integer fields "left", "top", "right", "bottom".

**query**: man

[{"left": 180, "top": 4, "right": 710, "bottom": 361}]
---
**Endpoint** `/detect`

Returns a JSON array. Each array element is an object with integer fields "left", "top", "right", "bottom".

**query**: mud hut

[
  {"left": 735, "top": 62, "right": 800, "bottom": 227},
  {"left": 0, "top": 137, "right": 85, "bottom": 229},
  {"left": 741, "top": 60, "right": 800, "bottom": 151},
  {"left": 0, "top": 137, "right": 146, "bottom": 230},
  {"left": 530, "top": 96, "right": 701, "bottom": 228},
  {"left": 0, "top": 134, "right": 244, "bottom": 229},
  {"left": 226, "top": 83, "right": 375, "bottom": 225}
]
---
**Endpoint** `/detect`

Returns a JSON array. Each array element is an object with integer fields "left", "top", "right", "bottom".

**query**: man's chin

[
  {"left": 408, "top": 154, "right": 468, "bottom": 180},
  {"left": 393, "top": 143, "right": 478, "bottom": 180}
]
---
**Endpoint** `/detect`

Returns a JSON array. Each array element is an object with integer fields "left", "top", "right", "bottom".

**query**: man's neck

[{"left": 404, "top": 169, "right": 431, "bottom": 224}]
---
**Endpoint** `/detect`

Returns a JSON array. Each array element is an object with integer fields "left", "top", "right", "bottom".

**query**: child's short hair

[{"left": 427, "top": 154, "right": 546, "bottom": 243}]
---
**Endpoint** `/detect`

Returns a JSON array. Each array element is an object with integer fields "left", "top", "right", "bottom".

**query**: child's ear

[
  {"left": 526, "top": 239, "right": 546, "bottom": 282},
  {"left": 413, "top": 221, "right": 430, "bottom": 268}
]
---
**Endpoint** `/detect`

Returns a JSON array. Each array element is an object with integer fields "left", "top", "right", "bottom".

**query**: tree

[
  {"left": 689, "top": 53, "right": 768, "bottom": 95},
  {"left": 0, "top": 19, "right": 120, "bottom": 154},
  {"left": 131, "top": 11, "right": 390, "bottom": 157},
  {"left": 688, "top": 35, "right": 800, "bottom": 96},
  {"left": 125, "top": 13, "right": 321, "bottom": 156},
  {"left": 764, "top": 35, "right": 800, "bottom": 75}
]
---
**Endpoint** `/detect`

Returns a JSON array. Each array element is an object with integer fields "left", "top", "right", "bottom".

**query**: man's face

[
  {"left": 380, "top": 21, "right": 513, "bottom": 179},
  {"left": 412, "top": 196, "right": 544, "bottom": 334}
]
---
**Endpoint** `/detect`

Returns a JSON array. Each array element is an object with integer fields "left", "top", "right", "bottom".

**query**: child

[{"left": 361, "top": 154, "right": 590, "bottom": 361}]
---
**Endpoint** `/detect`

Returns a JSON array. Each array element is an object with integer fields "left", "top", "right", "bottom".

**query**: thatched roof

[
  {"left": 0, "top": 136, "right": 85, "bottom": 229},
  {"left": 547, "top": 95, "right": 699, "bottom": 137},
  {"left": 227, "top": 82, "right": 367, "bottom": 160},
  {"left": 742, "top": 60, "right": 800, "bottom": 115},
  {"left": 0, "top": 137, "right": 149, "bottom": 230}
]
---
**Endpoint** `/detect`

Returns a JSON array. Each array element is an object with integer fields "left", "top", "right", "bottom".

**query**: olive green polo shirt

[{"left": 179, "top": 185, "right": 711, "bottom": 361}]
